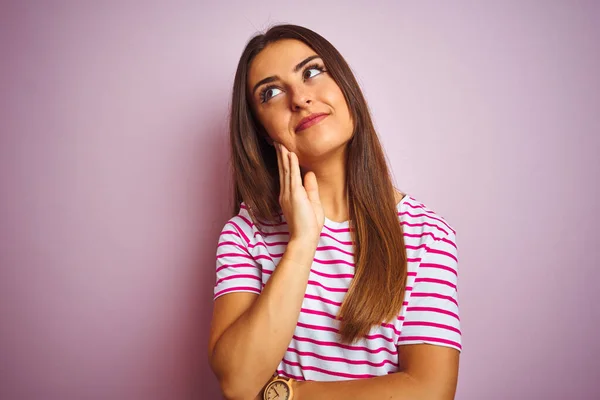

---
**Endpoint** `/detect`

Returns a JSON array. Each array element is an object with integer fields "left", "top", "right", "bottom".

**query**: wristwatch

[{"left": 263, "top": 375, "right": 295, "bottom": 400}]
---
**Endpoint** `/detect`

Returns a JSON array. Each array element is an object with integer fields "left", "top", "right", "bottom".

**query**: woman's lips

[{"left": 295, "top": 113, "right": 329, "bottom": 132}]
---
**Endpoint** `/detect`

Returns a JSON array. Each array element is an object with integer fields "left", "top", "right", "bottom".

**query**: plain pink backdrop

[{"left": 1, "top": 1, "right": 598, "bottom": 399}]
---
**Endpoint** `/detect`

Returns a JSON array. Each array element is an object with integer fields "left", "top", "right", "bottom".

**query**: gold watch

[{"left": 263, "top": 375, "right": 295, "bottom": 400}]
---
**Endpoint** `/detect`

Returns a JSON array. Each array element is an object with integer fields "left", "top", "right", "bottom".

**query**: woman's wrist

[
  {"left": 292, "top": 379, "right": 306, "bottom": 400},
  {"left": 285, "top": 238, "right": 318, "bottom": 265},
  {"left": 289, "top": 235, "right": 319, "bottom": 247}
]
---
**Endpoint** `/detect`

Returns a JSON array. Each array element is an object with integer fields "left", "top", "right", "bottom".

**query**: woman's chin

[{"left": 298, "top": 141, "right": 349, "bottom": 162}]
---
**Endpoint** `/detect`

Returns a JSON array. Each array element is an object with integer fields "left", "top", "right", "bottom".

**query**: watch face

[{"left": 266, "top": 380, "right": 290, "bottom": 400}]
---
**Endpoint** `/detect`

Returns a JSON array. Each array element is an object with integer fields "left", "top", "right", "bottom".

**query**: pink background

[{"left": 1, "top": 1, "right": 598, "bottom": 399}]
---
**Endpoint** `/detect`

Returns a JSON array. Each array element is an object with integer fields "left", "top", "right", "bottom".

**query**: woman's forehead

[{"left": 248, "top": 39, "right": 318, "bottom": 86}]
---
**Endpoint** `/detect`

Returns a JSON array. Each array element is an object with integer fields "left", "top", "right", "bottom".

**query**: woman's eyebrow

[{"left": 251, "top": 55, "right": 322, "bottom": 97}]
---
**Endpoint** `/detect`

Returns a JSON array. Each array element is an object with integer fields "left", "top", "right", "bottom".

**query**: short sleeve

[
  {"left": 213, "top": 218, "right": 263, "bottom": 300},
  {"left": 398, "top": 231, "right": 462, "bottom": 352}
]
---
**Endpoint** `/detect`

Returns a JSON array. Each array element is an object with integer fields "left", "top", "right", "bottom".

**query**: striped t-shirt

[{"left": 213, "top": 194, "right": 461, "bottom": 381}]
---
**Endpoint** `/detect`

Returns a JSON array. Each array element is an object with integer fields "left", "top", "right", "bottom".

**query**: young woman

[{"left": 208, "top": 24, "right": 461, "bottom": 400}]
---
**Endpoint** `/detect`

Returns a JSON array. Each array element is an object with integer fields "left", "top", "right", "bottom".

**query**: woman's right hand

[{"left": 275, "top": 142, "right": 324, "bottom": 247}]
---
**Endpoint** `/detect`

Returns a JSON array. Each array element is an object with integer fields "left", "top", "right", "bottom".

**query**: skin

[
  {"left": 208, "top": 38, "right": 459, "bottom": 400},
  {"left": 248, "top": 38, "right": 354, "bottom": 223}
]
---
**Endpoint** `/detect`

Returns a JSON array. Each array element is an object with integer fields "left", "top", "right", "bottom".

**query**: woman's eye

[
  {"left": 262, "top": 87, "right": 282, "bottom": 102},
  {"left": 304, "top": 67, "right": 323, "bottom": 80}
]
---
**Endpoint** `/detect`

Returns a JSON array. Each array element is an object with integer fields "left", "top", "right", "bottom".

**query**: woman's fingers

[
  {"left": 272, "top": 143, "right": 322, "bottom": 239},
  {"left": 275, "top": 143, "right": 283, "bottom": 198},
  {"left": 280, "top": 144, "right": 290, "bottom": 197},
  {"left": 289, "top": 151, "right": 300, "bottom": 194},
  {"left": 275, "top": 143, "right": 303, "bottom": 204}
]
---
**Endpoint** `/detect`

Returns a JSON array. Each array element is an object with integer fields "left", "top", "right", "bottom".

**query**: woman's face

[{"left": 247, "top": 39, "right": 354, "bottom": 163}]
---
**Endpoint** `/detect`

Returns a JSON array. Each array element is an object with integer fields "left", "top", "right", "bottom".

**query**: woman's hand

[{"left": 274, "top": 142, "right": 324, "bottom": 246}]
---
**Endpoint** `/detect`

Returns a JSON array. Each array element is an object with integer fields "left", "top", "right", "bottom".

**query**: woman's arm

[
  {"left": 210, "top": 138, "right": 324, "bottom": 400},
  {"left": 208, "top": 239, "right": 316, "bottom": 400},
  {"left": 295, "top": 228, "right": 461, "bottom": 399},
  {"left": 293, "top": 344, "right": 459, "bottom": 400}
]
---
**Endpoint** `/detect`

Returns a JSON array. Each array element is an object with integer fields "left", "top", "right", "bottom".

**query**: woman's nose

[{"left": 290, "top": 86, "right": 313, "bottom": 110}]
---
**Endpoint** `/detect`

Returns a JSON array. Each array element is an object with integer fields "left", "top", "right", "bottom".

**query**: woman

[{"left": 208, "top": 24, "right": 461, "bottom": 400}]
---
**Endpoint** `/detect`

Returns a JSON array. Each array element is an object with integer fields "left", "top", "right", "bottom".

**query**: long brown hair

[{"left": 228, "top": 24, "right": 407, "bottom": 344}]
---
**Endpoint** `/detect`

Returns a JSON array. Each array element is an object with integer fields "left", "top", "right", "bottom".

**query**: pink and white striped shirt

[{"left": 213, "top": 194, "right": 461, "bottom": 381}]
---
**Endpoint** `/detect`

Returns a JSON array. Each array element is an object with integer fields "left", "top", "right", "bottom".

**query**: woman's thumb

[{"left": 303, "top": 171, "right": 320, "bottom": 204}]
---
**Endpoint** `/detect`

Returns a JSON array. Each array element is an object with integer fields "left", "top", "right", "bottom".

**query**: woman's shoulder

[
  {"left": 218, "top": 202, "right": 258, "bottom": 246},
  {"left": 231, "top": 201, "right": 287, "bottom": 238},
  {"left": 396, "top": 192, "right": 456, "bottom": 240}
]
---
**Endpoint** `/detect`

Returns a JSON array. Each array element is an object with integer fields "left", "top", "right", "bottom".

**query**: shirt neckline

[{"left": 323, "top": 194, "right": 410, "bottom": 228}]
